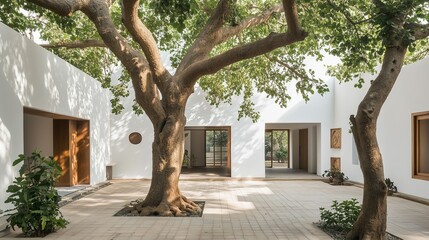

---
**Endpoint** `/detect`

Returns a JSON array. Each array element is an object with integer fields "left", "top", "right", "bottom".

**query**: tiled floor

[{"left": 3, "top": 180, "right": 429, "bottom": 239}]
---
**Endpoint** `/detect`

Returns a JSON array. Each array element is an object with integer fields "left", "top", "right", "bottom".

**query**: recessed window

[
  {"left": 412, "top": 112, "right": 429, "bottom": 180},
  {"left": 129, "top": 132, "right": 142, "bottom": 145}
]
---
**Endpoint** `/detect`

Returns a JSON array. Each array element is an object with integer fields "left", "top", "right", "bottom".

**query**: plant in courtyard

[
  {"left": 319, "top": 198, "right": 361, "bottom": 235},
  {"left": 2, "top": 0, "right": 330, "bottom": 217},
  {"left": 4, "top": 151, "right": 68, "bottom": 237},
  {"left": 322, "top": 168, "right": 349, "bottom": 185},
  {"left": 385, "top": 178, "right": 398, "bottom": 196}
]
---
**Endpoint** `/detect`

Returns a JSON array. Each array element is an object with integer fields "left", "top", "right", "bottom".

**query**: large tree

[
  {"left": 307, "top": 0, "right": 429, "bottom": 238},
  {"left": 2, "top": 0, "right": 328, "bottom": 216}
]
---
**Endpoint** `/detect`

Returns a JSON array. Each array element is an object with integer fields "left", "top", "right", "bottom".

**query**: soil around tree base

[
  {"left": 315, "top": 223, "right": 403, "bottom": 240},
  {"left": 114, "top": 200, "right": 205, "bottom": 217}
]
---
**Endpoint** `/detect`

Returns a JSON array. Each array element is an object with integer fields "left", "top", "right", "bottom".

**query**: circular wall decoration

[{"left": 129, "top": 132, "right": 142, "bottom": 144}]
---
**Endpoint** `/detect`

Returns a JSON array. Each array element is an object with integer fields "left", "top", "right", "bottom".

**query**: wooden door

[
  {"left": 299, "top": 129, "right": 308, "bottom": 171},
  {"left": 54, "top": 119, "right": 72, "bottom": 187},
  {"left": 76, "top": 121, "right": 90, "bottom": 184},
  {"left": 54, "top": 119, "right": 90, "bottom": 186}
]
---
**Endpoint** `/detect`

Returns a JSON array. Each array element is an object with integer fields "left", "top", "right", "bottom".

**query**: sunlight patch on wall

[
  {"left": 43, "top": 60, "right": 60, "bottom": 105},
  {"left": 0, "top": 118, "right": 10, "bottom": 161}
]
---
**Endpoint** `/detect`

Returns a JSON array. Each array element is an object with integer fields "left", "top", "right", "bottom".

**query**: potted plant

[
  {"left": 322, "top": 168, "right": 349, "bottom": 185},
  {"left": 385, "top": 178, "right": 398, "bottom": 196}
]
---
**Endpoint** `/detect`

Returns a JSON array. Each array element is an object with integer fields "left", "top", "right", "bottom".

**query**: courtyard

[{"left": 3, "top": 179, "right": 429, "bottom": 240}]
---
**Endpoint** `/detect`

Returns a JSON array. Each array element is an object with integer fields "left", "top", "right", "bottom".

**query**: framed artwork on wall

[
  {"left": 330, "top": 157, "right": 341, "bottom": 171},
  {"left": 330, "top": 128, "right": 341, "bottom": 149}
]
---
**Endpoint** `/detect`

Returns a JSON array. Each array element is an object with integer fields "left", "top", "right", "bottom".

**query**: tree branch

[
  {"left": 179, "top": 0, "right": 307, "bottom": 88},
  {"left": 40, "top": 39, "right": 106, "bottom": 49},
  {"left": 264, "top": 54, "right": 308, "bottom": 81},
  {"left": 179, "top": 31, "right": 307, "bottom": 85},
  {"left": 219, "top": 4, "right": 283, "bottom": 43},
  {"left": 27, "top": 0, "right": 88, "bottom": 16},
  {"left": 79, "top": 0, "right": 166, "bottom": 123},
  {"left": 121, "top": 0, "right": 171, "bottom": 90},
  {"left": 406, "top": 23, "right": 429, "bottom": 40},
  {"left": 282, "top": 0, "right": 302, "bottom": 35},
  {"left": 176, "top": 0, "right": 230, "bottom": 74}
]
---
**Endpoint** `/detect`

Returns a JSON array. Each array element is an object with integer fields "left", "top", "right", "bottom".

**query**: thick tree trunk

[
  {"left": 346, "top": 45, "right": 407, "bottom": 239},
  {"left": 140, "top": 111, "right": 201, "bottom": 216},
  {"left": 126, "top": 92, "right": 201, "bottom": 216}
]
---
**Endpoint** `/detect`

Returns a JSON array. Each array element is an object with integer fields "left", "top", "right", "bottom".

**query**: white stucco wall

[
  {"left": 0, "top": 23, "right": 111, "bottom": 211},
  {"left": 333, "top": 57, "right": 429, "bottom": 199}
]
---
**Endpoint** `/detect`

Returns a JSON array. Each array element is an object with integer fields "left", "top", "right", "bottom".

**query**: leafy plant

[
  {"left": 275, "top": 148, "right": 287, "bottom": 163},
  {"left": 322, "top": 168, "right": 349, "bottom": 185},
  {"left": 385, "top": 178, "right": 398, "bottom": 195},
  {"left": 319, "top": 198, "right": 361, "bottom": 234},
  {"left": 5, "top": 151, "right": 68, "bottom": 237}
]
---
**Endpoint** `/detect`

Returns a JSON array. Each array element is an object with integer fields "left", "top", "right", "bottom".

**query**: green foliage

[
  {"left": 304, "top": 0, "right": 429, "bottom": 87},
  {"left": 322, "top": 168, "right": 349, "bottom": 185},
  {"left": 0, "top": 0, "right": 331, "bottom": 121},
  {"left": 206, "top": 131, "right": 228, "bottom": 147},
  {"left": 385, "top": 178, "right": 398, "bottom": 194},
  {"left": 275, "top": 148, "right": 287, "bottom": 162},
  {"left": 319, "top": 198, "right": 361, "bottom": 234},
  {"left": 199, "top": 1, "right": 330, "bottom": 121},
  {"left": 5, "top": 151, "right": 68, "bottom": 237},
  {"left": 2, "top": 0, "right": 427, "bottom": 121}
]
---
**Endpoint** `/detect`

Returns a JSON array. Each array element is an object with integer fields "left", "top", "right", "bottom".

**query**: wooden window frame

[{"left": 412, "top": 111, "right": 429, "bottom": 181}]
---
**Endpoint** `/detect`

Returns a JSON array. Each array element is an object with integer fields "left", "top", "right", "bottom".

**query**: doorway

[
  {"left": 24, "top": 107, "right": 90, "bottom": 187},
  {"left": 265, "top": 129, "right": 290, "bottom": 168},
  {"left": 183, "top": 126, "right": 231, "bottom": 177}
]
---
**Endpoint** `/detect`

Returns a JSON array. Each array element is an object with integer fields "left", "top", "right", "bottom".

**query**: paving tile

[{"left": 2, "top": 180, "right": 429, "bottom": 239}]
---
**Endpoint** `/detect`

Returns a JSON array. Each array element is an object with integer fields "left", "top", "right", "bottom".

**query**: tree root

[{"left": 121, "top": 195, "right": 202, "bottom": 217}]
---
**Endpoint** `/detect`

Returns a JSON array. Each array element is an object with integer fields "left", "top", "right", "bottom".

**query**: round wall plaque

[{"left": 129, "top": 132, "right": 142, "bottom": 144}]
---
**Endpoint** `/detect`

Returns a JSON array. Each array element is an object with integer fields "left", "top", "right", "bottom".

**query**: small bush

[
  {"left": 319, "top": 198, "right": 361, "bottom": 234},
  {"left": 322, "top": 168, "right": 349, "bottom": 185},
  {"left": 385, "top": 178, "right": 398, "bottom": 195},
  {"left": 5, "top": 151, "right": 68, "bottom": 237}
]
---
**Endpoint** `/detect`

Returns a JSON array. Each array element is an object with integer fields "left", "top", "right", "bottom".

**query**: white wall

[
  {"left": 0, "top": 23, "right": 111, "bottom": 211},
  {"left": 333, "top": 57, "right": 429, "bottom": 199},
  {"left": 111, "top": 74, "right": 335, "bottom": 178},
  {"left": 24, "top": 114, "right": 53, "bottom": 156}
]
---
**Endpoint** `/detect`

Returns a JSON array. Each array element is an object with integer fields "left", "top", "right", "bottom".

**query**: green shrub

[
  {"left": 319, "top": 198, "right": 361, "bottom": 234},
  {"left": 275, "top": 148, "right": 287, "bottom": 162},
  {"left": 322, "top": 168, "right": 349, "bottom": 185},
  {"left": 5, "top": 151, "right": 68, "bottom": 237},
  {"left": 385, "top": 178, "right": 398, "bottom": 195}
]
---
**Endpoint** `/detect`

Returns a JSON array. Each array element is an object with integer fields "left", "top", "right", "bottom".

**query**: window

[
  {"left": 412, "top": 112, "right": 429, "bottom": 180},
  {"left": 205, "top": 129, "right": 228, "bottom": 167}
]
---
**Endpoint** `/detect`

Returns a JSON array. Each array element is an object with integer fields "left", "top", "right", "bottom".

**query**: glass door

[
  {"left": 265, "top": 130, "right": 289, "bottom": 168},
  {"left": 205, "top": 130, "right": 228, "bottom": 167}
]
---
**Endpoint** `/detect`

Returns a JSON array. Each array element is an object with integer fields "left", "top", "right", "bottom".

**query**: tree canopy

[
  {"left": 1, "top": 1, "right": 428, "bottom": 119},
  {"left": 1, "top": 0, "right": 333, "bottom": 120}
]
